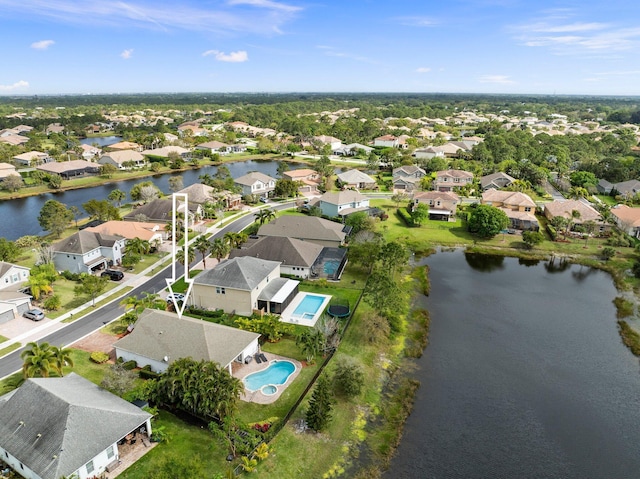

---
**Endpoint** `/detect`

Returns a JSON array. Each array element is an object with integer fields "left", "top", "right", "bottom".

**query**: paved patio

[{"left": 233, "top": 352, "right": 302, "bottom": 405}]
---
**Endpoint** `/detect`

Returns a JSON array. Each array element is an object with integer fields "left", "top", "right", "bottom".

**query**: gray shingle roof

[
  {"left": 0, "top": 374, "right": 151, "bottom": 479},
  {"left": 52, "top": 231, "right": 122, "bottom": 254},
  {"left": 234, "top": 172, "right": 275, "bottom": 186},
  {"left": 257, "top": 216, "right": 347, "bottom": 244},
  {"left": 229, "top": 236, "right": 322, "bottom": 267},
  {"left": 114, "top": 309, "right": 260, "bottom": 368},
  {"left": 193, "top": 256, "right": 280, "bottom": 290}
]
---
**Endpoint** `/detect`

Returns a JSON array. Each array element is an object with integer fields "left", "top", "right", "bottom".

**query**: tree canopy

[{"left": 467, "top": 204, "right": 509, "bottom": 238}]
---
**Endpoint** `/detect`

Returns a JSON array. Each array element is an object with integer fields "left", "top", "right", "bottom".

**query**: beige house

[
  {"left": 0, "top": 163, "right": 19, "bottom": 179},
  {"left": 610, "top": 204, "right": 640, "bottom": 237},
  {"left": 257, "top": 215, "right": 349, "bottom": 248},
  {"left": 543, "top": 200, "right": 605, "bottom": 231},
  {"left": 413, "top": 191, "right": 460, "bottom": 220},
  {"left": 336, "top": 169, "right": 377, "bottom": 190},
  {"left": 13, "top": 151, "right": 51, "bottom": 167},
  {"left": 282, "top": 168, "right": 321, "bottom": 193},
  {"left": 98, "top": 150, "right": 146, "bottom": 170},
  {"left": 85, "top": 220, "right": 165, "bottom": 245},
  {"left": 434, "top": 169, "right": 474, "bottom": 192},
  {"left": 481, "top": 190, "right": 539, "bottom": 230},
  {"left": 191, "top": 257, "right": 300, "bottom": 316}
]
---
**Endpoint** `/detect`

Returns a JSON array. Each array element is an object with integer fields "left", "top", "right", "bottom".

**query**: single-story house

[
  {"left": 282, "top": 168, "right": 322, "bottom": 193},
  {"left": 84, "top": 220, "right": 165, "bottom": 245},
  {"left": 45, "top": 123, "right": 65, "bottom": 134},
  {"left": 123, "top": 198, "right": 201, "bottom": 224},
  {"left": 596, "top": 179, "right": 614, "bottom": 195},
  {"left": 257, "top": 215, "right": 350, "bottom": 248},
  {"left": 333, "top": 143, "right": 373, "bottom": 156},
  {"left": 0, "top": 162, "right": 19, "bottom": 179},
  {"left": 114, "top": 309, "right": 260, "bottom": 374},
  {"left": 195, "top": 141, "right": 230, "bottom": 155},
  {"left": 336, "top": 169, "right": 377, "bottom": 190},
  {"left": 12, "top": 151, "right": 52, "bottom": 167},
  {"left": 316, "top": 190, "right": 370, "bottom": 217},
  {"left": 36, "top": 160, "right": 100, "bottom": 179},
  {"left": 0, "top": 373, "right": 152, "bottom": 479},
  {"left": 480, "top": 172, "right": 516, "bottom": 190},
  {"left": 313, "top": 135, "right": 343, "bottom": 150},
  {"left": 141, "top": 145, "right": 191, "bottom": 159},
  {"left": 482, "top": 190, "right": 539, "bottom": 230},
  {"left": 191, "top": 256, "right": 299, "bottom": 316},
  {"left": 413, "top": 191, "right": 460, "bottom": 220},
  {"left": 0, "top": 134, "right": 29, "bottom": 146},
  {"left": 413, "top": 146, "right": 445, "bottom": 160},
  {"left": 543, "top": 200, "right": 606, "bottom": 231},
  {"left": 373, "top": 135, "right": 399, "bottom": 148},
  {"left": 79, "top": 144, "right": 102, "bottom": 160},
  {"left": 98, "top": 150, "right": 146, "bottom": 170},
  {"left": 104, "top": 141, "right": 141, "bottom": 152},
  {"left": 611, "top": 180, "right": 640, "bottom": 198},
  {"left": 230, "top": 236, "right": 323, "bottom": 279},
  {"left": 234, "top": 172, "right": 276, "bottom": 198},
  {"left": 52, "top": 231, "right": 125, "bottom": 274},
  {"left": 433, "top": 169, "right": 474, "bottom": 192},
  {"left": 610, "top": 205, "right": 640, "bottom": 238}
]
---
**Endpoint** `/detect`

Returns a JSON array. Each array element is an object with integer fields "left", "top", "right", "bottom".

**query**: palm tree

[
  {"left": 27, "top": 273, "right": 53, "bottom": 301},
  {"left": 224, "top": 231, "right": 247, "bottom": 249},
  {"left": 193, "top": 235, "right": 211, "bottom": 268},
  {"left": 120, "top": 295, "right": 145, "bottom": 314},
  {"left": 50, "top": 345, "right": 74, "bottom": 377},
  {"left": 254, "top": 208, "right": 276, "bottom": 225},
  {"left": 21, "top": 342, "right": 55, "bottom": 378},
  {"left": 176, "top": 245, "right": 196, "bottom": 266},
  {"left": 210, "top": 238, "right": 230, "bottom": 263},
  {"left": 126, "top": 237, "right": 151, "bottom": 255}
]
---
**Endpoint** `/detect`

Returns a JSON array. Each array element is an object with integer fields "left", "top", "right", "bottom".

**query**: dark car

[
  {"left": 101, "top": 269, "right": 124, "bottom": 281},
  {"left": 24, "top": 308, "right": 45, "bottom": 321}
]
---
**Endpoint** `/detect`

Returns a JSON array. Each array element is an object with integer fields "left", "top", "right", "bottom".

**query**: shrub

[
  {"left": 395, "top": 207, "right": 414, "bottom": 226},
  {"left": 333, "top": 357, "right": 365, "bottom": 399},
  {"left": 61, "top": 270, "right": 83, "bottom": 281},
  {"left": 546, "top": 224, "right": 558, "bottom": 241},
  {"left": 601, "top": 247, "right": 616, "bottom": 260},
  {"left": 90, "top": 351, "right": 110, "bottom": 364},
  {"left": 139, "top": 369, "right": 160, "bottom": 379},
  {"left": 122, "top": 360, "right": 138, "bottom": 370},
  {"left": 42, "top": 294, "right": 61, "bottom": 311}
]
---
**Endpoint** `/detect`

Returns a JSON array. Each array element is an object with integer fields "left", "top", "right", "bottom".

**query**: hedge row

[{"left": 396, "top": 207, "right": 414, "bottom": 227}]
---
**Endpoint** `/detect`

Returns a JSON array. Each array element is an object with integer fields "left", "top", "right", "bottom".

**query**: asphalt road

[{"left": 0, "top": 202, "right": 294, "bottom": 379}]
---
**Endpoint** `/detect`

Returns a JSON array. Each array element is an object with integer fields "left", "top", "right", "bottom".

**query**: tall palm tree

[
  {"left": 210, "top": 238, "right": 230, "bottom": 263},
  {"left": 224, "top": 231, "right": 247, "bottom": 249},
  {"left": 176, "top": 245, "right": 196, "bottom": 266},
  {"left": 50, "top": 345, "right": 74, "bottom": 377},
  {"left": 126, "top": 237, "right": 151, "bottom": 255},
  {"left": 254, "top": 208, "right": 276, "bottom": 225},
  {"left": 21, "top": 342, "right": 55, "bottom": 378},
  {"left": 193, "top": 235, "right": 211, "bottom": 268}
]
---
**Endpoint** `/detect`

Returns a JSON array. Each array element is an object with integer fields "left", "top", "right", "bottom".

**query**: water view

[{"left": 385, "top": 251, "right": 640, "bottom": 479}]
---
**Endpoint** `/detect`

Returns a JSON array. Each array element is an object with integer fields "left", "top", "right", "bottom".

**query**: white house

[
  {"left": 98, "top": 150, "right": 146, "bottom": 170},
  {"left": 316, "top": 190, "right": 370, "bottom": 218},
  {"left": 114, "top": 309, "right": 260, "bottom": 374},
  {"left": 373, "top": 135, "right": 399, "bottom": 148},
  {"left": 12, "top": 151, "right": 52, "bottom": 167},
  {"left": 234, "top": 172, "right": 276, "bottom": 198},
  {"left": 0, "top": 262, "right": 30, "bottom": 291},
  {"left": 52, "top": 231, "right": 125, "bottom": 274},
  {"left": 0, "top": 374, "right": 152, "bottom": 479}
]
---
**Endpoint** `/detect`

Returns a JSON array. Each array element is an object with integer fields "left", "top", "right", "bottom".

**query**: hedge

[
  {"left": 122, "top": 360, "right": 138, "bottom": 370},
  {"left": 546, "top": 224, "right": 558, "bottom": 241},
  {"left": 396, "top": 207, "right": 414, "bottom": 226},
  {"left": 139, "top": 369, "right": 160, "bottom": 379}
]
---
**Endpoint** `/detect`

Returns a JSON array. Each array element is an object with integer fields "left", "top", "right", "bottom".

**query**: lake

[{"left": 384, "top": 251, "right": 640, "bottom": 479}]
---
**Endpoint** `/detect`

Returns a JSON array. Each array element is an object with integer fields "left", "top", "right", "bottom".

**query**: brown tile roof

[
  {"left": 543, "top": 200, "right": 602, "bottom": 222},
  {"left": 482, "top": 190, "right": 536, "bottom": 208}
]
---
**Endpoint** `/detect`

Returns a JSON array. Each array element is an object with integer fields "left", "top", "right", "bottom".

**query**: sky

[{"left": 1, "top": 0, "right": 640, "bottom": 96}]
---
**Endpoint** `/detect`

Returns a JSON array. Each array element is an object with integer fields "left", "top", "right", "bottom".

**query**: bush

[
  {"left": 333, "top": 357, "right": 365, "bottom": 399},
  {"left": 122, "top": 360, "right": 138, "bottom": 370},
  {"left": 42, "top": 294, "right": 61, "bottom": 311},
  {"left": 396, "top": 207, "right": 414, "bottom": 226},
  {"left": 546, "top": 224, "right": 558, "bottom": 241},
  {"left": 90, "top": 351, "right": 110, "bottom": 364},
  {"left": 186, "top": 306, "right": 225, "bottom": 318},
  {"left": 61, "top": 270, "right": 83, "bottom": 281},
  {"left": 139, "top": 369, "right": 160, "bottom": 379}
]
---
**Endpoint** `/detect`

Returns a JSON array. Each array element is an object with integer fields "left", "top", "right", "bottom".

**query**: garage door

[
  {"left": 16, "top": 302, "right": 30, "bottom": 315},
  {"left": 0, "top": 309, "right": 14, "bottom": 325}
]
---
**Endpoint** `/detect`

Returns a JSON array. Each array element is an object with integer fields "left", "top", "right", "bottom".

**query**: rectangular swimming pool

[{"left": 292, "top": 294, "right": 326, "bottom": 318}]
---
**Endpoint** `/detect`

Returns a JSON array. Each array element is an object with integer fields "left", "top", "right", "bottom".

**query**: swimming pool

[
  {"left": 293, "top": 294, "right": 326, "bottom": 319},
  {"left": 244, "top": 360, "right": 296, "bottom": 393}
]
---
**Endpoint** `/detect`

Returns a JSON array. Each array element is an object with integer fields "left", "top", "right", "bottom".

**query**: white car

[{"left": 166, "top": 293, "right": 185, "bottom": 303}]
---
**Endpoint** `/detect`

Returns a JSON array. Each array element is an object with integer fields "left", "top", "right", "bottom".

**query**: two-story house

[
  {"left": 481, "top": 190, "right": 539, "bottom": 230},
  {"left": 433, "top": 169, "right": 474, "bottom": 192},
  {"left": 412, "top": 191, "right": 460, "bottom": 220},
  {"left": 392, "top": 165, "right": 427, "bottom": 193},
  {"left": 480, "top": 172, "right": 516, "bottom": 191},
  {"left": 316, "top": 190, "right": 370, "bottom": 218},
  {"left": 52, "top": 231, "right": 126, "bottom": 274},
  {"left": 0, "top": 262, "right": 32, "bottom": 324},
  {"left": 234, "top": 172, "right": 276, "bottom": 198},
  {"left": 282, "top": 168, "right": 322, "bottom": 193}
]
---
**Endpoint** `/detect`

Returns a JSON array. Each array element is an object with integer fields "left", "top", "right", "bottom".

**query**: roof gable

[{"left": 194, "top": 256, "right": 280, "bottom": 290}]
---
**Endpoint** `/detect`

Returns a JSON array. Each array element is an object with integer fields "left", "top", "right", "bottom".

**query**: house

[
  {"left": 312, "top": 135, "right": 343, "bottom": 150},
  {"left": 373, "top": 135, "right": 399, "bottom": 148},
  {"left": 480, "top": 172, "right": 516, "bottom": 190},
  {"left": 336, "top": 169, "right": 377, "bottom": 190},
  {"left": 98, "top": 150, "right": 146, "bottom": 170},
  {"left": 0, "top": 133, "right": 29, "bottom": 146},
  {"left": 52, "top": 231, "right": 126, "bottom": 274},
  {"left": 611, "top": 205, "right": 640, "bottom": 238},
  {"left": 392, "top": 165, "right": 426, "bottom": 193},
  {"left": 0, "top": 262, "right": 30, "bottom": 290},
  {"left": 481, "top": 190, "right": 539, "bottom": 230},
  {"left": 13, "top": 151, "right": 52, "bottom": 167},
  {"left": 611, "top": 180, "right": 640, "bottom": 198},
  {"left": 413, "top": 146, "right": 445, "bottom": 160},
  {"left": 141, "top": 145, "right": 191, "bottom": 159},
  {"left": 84, "top": 220, "right": 165, "bottom": 245},
  {"left": 0, "top": 162, "right": 19, "bottom": 179},
  {"left": 123, "top": 198, "right": 202, "bottom": 224},
  {"left": 0, "top": 262, "right": 32, "bottom": 324},
  {"left": 79, "top": 144, "right": 102, "bottom": 160},
  {"left": 114, "top": 309, "right": 260, "bottom": 374},
  {"left": 104, "top": 141, "right": 141, "bottom": 151},
  {"left": 176, "top": 183, "right": 242, "bottom": 210},
  {"left": 195, "top": 141, "right": 230, "bottom": 155},
  {"left": 230, "top": 236, "right": 323, "bottom": 279},
  {"left": 45, "top": 123, "right": 65, "bottom": 134},
  {"left": 596, "top": 178, "right": 614, "bottom": 195},
  {"left": 413, "top": 191, "right": 460, "bottom": 220},
  {"left": 316, "top": 190, "right": 370, "bottom": 218},
  {"left": 36, "top": 160, "right": 100, "bottom": 179},
  {"left": 282, "top": 168, "right": 321, "bottom": 193},
  {"left": 433, "top": 169, "right": 474, "bottom": 192},
  {"left": 257, "top": 215, "right": 349, "bottom": 248},
  {"left": 0, "top": 373, "right": 152, "bottom": 479},
  {"left": 543, "top": 200, "right": 605, "bottom": 231},
  {"left": 333, "top": 143, "right": 373, "bottom": 156},
  {"left": 234, "top": 172, "right": 276, "bottom": 198},
  {"left": 191, "top": 256, "right": 300, "bottom": 316}
]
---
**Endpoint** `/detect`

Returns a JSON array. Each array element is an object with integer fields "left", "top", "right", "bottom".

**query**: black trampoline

[{"left": 328, "top": 300, "right": 350, "bottom": 318}]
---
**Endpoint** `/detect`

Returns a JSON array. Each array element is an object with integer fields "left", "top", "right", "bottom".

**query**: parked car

[
  {"left": 24, "top": 309, "right": 45, "bottom": 321},
  {"left": 101, "top": 269, "right": 124, "bottom": 281},
  {"left": 166, "top": 293, "right": 185, "bottom": 303},
  {"left": 259, "top": 197, "right": 269, "bottom": 203}
]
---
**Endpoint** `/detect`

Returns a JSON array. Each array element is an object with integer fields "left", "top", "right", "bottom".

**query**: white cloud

[
  {"left": 416, "top": 67, "right": 431, "bottom": 73},
  {"left": 202, "top": 50, "right": 248, "bottom": 62},
  {"left": 478, "top": 75, "right": 515, "bottom": 84},
  {"left": 0, "top": 80, "right": 29, "bottom": 91},
  {"left": 121, "top": 49, "right": 134, "bottom": 59},
  {"left": 0, "top": 0, "right": 301, "bottom": 36},
  {"left": 31, "top": 39, "right": 54, "bottom": 50},
  {"left": 395, "top": 16, "right": 438, "bottom": 27}
]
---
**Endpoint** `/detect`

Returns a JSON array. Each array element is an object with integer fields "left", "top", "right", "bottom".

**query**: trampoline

[{"left": 328, "top": 299, "right": 350, "bottom": 318}]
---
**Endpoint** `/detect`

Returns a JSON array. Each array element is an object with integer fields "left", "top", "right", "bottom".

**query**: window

[
  {"left": 524, "top": 207, "right": 531, "bottom": 212},
  {"left": 86, "top": 460, "right": 94, "bottom": 474},
  {"left": 107, "top": 446, "right": 115, "bottom": 459},
  {"left": 216, "top": 287, "right": 226, "bottom": 295}
]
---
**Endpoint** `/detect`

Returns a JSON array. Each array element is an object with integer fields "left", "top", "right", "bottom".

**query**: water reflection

[
  {"left": 544, "top": 256, "right": 571, "bottom": 273},
  {"left": 464, "top": 252, "right": 505, "bottom": 272}
]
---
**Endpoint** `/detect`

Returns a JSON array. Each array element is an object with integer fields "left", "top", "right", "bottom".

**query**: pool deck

[
  {"left": 234, "top": 352, "right": 302, "bottom": 405},
  {"left": 279, "top": 292, "right": 332, "bottom": 327}
]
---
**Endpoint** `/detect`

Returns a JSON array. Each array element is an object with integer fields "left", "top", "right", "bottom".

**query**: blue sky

[{"left": 1, "top": 0, "right": 639, "bottom": 96}]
